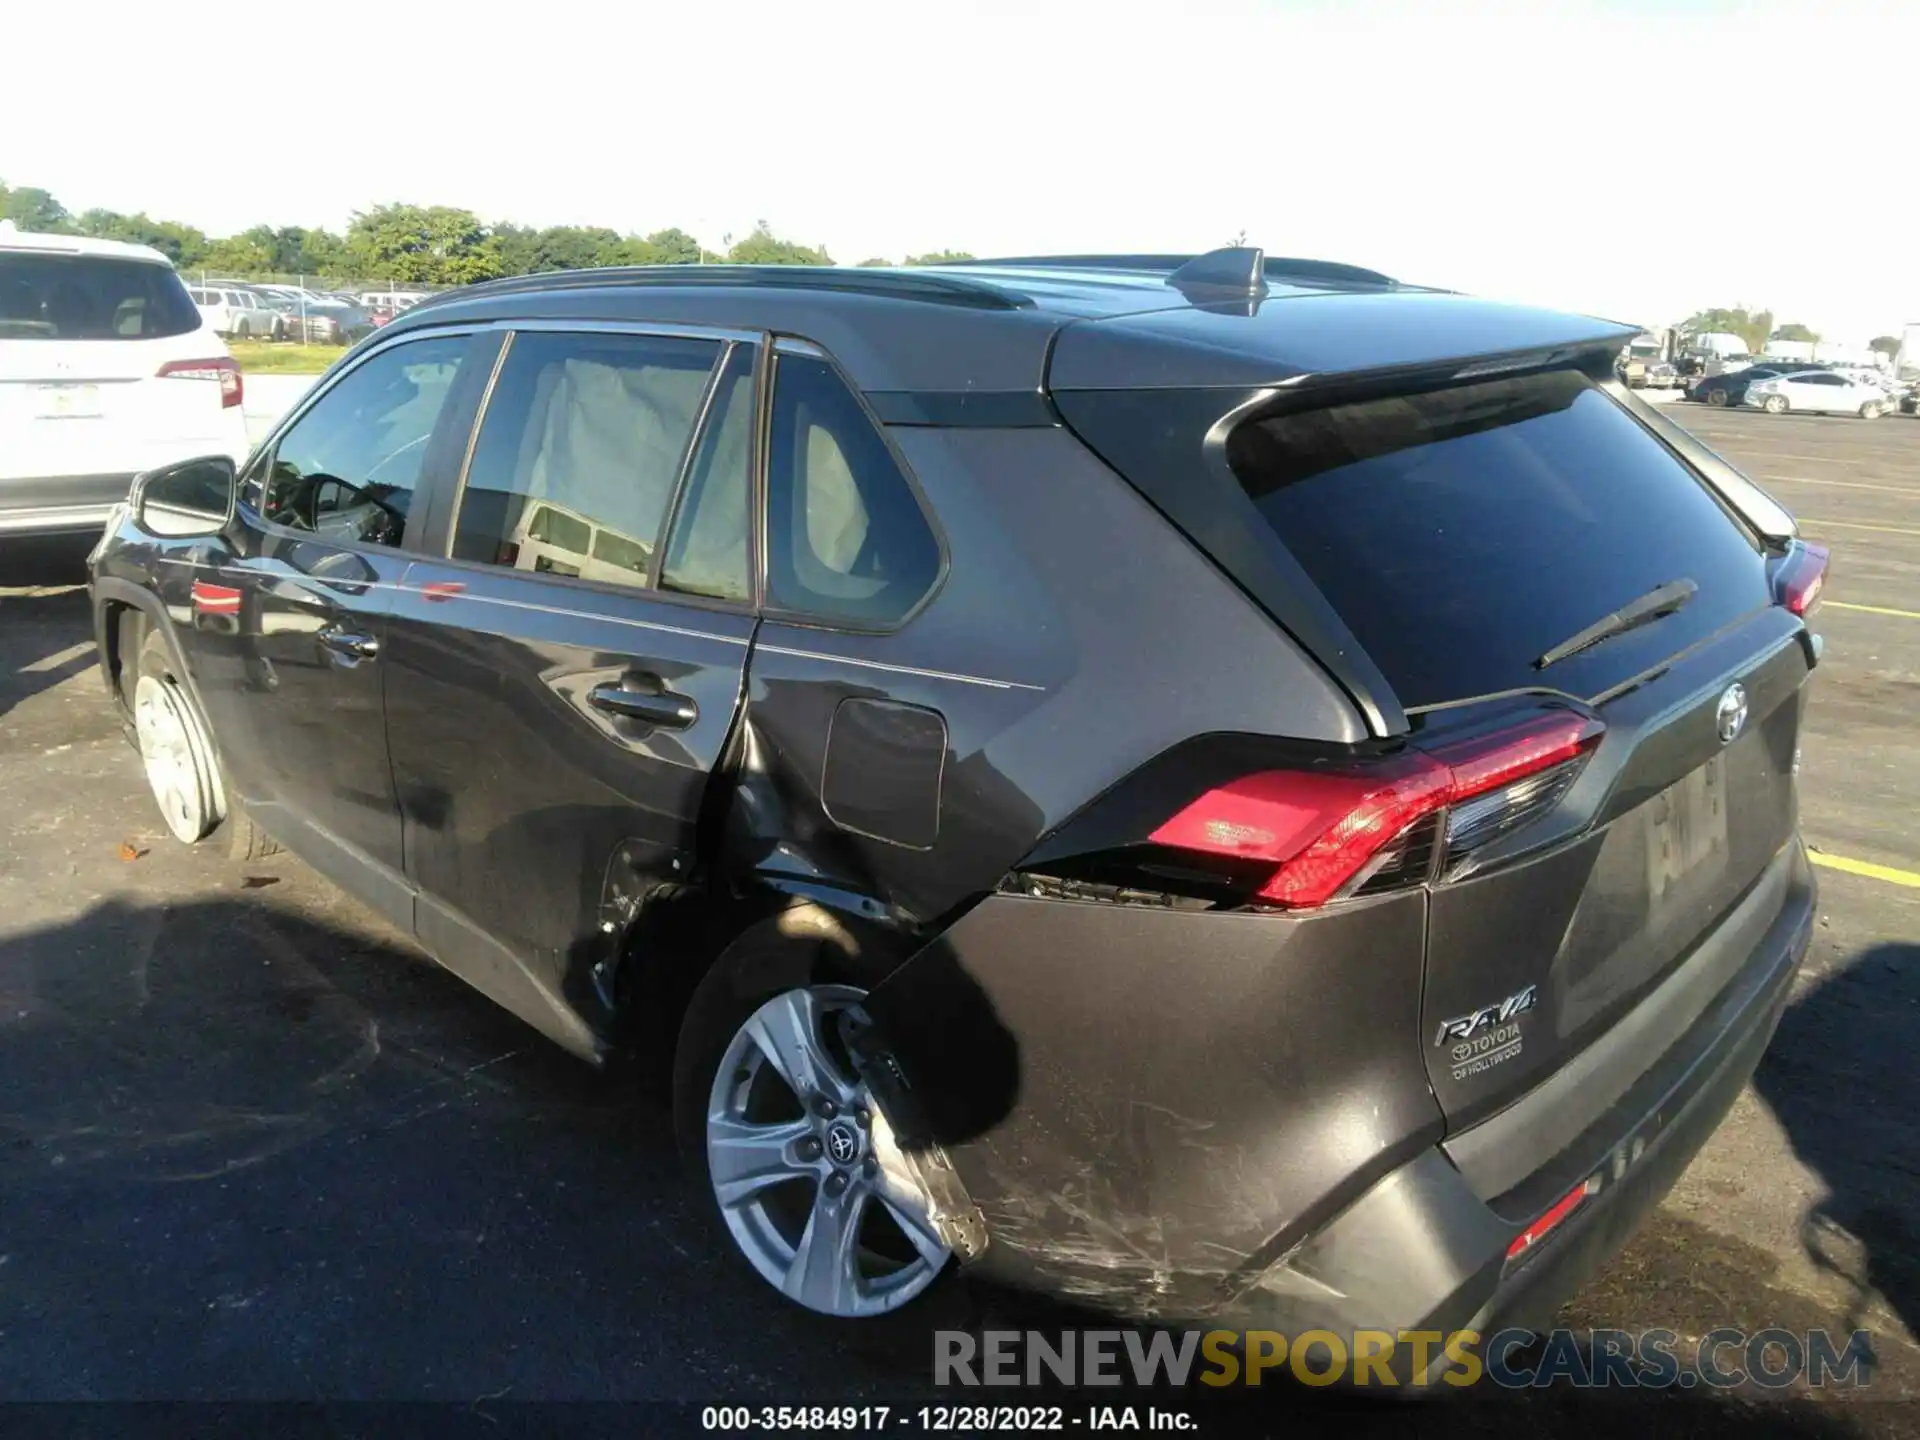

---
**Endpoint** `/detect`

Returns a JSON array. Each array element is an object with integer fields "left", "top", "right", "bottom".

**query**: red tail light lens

[
  {"left": 157, "top": 356, "right": 244, "bottom": 409},
  {"left": 1149, "top": 711, "right": 1603, "bottom": 908},
  {"left": 1506, "top": 1177, "right": 1596, "bottom": 1262},
  {"left": 1774, "top": 541, "right": 1828, "bottom": 616}
]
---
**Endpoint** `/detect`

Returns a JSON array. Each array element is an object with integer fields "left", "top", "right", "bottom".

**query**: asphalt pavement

[{"left": 1, "top": 402, "right": 1917, "bottom": 1437}]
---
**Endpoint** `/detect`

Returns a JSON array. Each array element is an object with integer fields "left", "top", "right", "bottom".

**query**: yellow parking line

[
  {"left": 1826, "top": 601, "right": 1920, "bottom": 620},
  {"left": 1799, "top": 518, "right": 1920, "bottom": 538},
  {"left": 1809, "top": 850, "right": 1920, "bottom": 890}
]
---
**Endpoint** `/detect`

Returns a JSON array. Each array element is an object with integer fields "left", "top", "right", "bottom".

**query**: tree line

[
  {"left": 0, "top": 181, "right": 972, "bottom": 284},
  {"left": 1681, "top": 307, "right": 1902, "bottom": 360}
]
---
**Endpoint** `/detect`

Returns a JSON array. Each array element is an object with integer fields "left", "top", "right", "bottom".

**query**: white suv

[
  {"left": 1, "top": 223, "right": 251, "bottom": 536},
  {"left": 186, "top": 285, "right": 283, "bottom": 340}
]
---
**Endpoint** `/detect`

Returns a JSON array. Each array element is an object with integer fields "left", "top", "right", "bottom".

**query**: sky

[{"left": 6, "top": 0, "right": 1916, "bottom": 344}]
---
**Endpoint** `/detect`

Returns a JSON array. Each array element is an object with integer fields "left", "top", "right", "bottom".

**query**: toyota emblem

[{"left": 825, "top": 1122, "right": 859, "bottom": 1165}]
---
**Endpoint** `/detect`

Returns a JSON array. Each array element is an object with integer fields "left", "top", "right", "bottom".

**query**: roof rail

[
  {"left": 406, "top": 264, "right": 1032, "bottom": 315},
  {"left": 950, "top": 251, "right": 1399, "bottom": 289}
]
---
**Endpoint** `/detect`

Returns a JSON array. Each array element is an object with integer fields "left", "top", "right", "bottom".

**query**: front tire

[
  {"left": 1763, "top": 394, "right": 1789, "bottom": 414},
  {"left": 1860, "top": 401, "right": 1883, "bottom": 419},
  {"left": 672, "top": 919, "right": 963, "bottom": 1338},
  {"left": 1705, "top": 387, "right": 1730, "bottom": 407},
  {"left": 132, "top": 630, "right": 226, "bottom": 844}
]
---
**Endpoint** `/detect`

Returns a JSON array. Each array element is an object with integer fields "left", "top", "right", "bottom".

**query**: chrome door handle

[
  {"left": 588, "top": 682, "right": 697, "bottom": 729},
  {"left": 318, "top": 629, "right": 379, "bottom": 660}
]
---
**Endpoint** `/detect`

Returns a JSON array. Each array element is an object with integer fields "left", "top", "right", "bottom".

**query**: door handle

[
  {"left": 317, "top": 628, "right": 379, "bottom": 661},
  {"left": 588, "top": 681, "right": 698, "bottom": 729}
]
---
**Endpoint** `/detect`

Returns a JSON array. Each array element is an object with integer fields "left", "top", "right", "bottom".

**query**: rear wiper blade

[{"left": 1534, "top": 578, "right": 1698, "bottom": 670}]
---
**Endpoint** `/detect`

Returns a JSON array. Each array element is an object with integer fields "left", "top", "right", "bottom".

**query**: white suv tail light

[{"left": 156, "top": 356, "right": 243, "bottom": 409}]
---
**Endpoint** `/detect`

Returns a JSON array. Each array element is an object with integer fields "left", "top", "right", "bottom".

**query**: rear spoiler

[{"left": 1607, "top": 383, "right": 1798, "bottom": 545}]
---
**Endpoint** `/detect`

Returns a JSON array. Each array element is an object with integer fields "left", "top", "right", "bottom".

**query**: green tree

[
  {"left": 347, "top": 204, "right": 505, "bottom": 285},
  {"left": 1771, "top": 322, "right": 1820, "bottom": 344},
  {"left": 1681, "top": 307, "right": 1774, "bottom": 355},
  {"left": 73, "top": 208, "right": 211, "bottom": 267},
  {"left": 1869, "top": 335, "right": 1901, "bottom": 359},
  {"left": 727, "top": 221, "right": 830, "bottom": 266},
  {"left": 631, "top": 227, "right": 703, "bottom": 265},
  {"left": 904, "top": 250, "right": 974, "bottom": 265},
  {"left": 491, "top": 222, "right": 539, "bottom": 277},
  {"left": 523, "top": 225, "right": 625, "bottom": 271},
  {"left": 1, "top": 184, "right": 71, "bottom": 232},
  {"left": 196, "top": 234, "right": 275, "bottom": 275},
  {"left": 856, "top": 257, "right": 894, "bottom": 267}
]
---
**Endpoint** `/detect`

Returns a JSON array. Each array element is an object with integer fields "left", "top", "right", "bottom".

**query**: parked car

[
  {"left": 1688, "top": 361, "right": 1824, "bottom": 407},
  {"left": 0, "top": 221, "right": 247, "bottom": 537},
  {"left": 186, "top": 285, "right": 284, "bottom": 340},
  {"left": 252, "top": 284, "right": 337, "bottom": 311},
  {"left": 279, "top": 300, "right": 376, "bottom": 346},
  {"left": 358, "top": 290, "right": 429, "bottom": 313},
  {"left": 1744, "top": 368, "right": 1892, "bottom": 416},
  {"left": 88, "top": 251, "right": 1822, "bottom": 1368}
]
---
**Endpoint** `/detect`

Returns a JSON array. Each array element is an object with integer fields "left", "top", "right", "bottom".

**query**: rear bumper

[
  {"left": 1273, "top": 842, "right": 1812, "bottom": 1364},
  {"left": 876, "top": 841, "right": 1812, "bottom": 1363},
  {"left": 0, "top": 474, "right": 137, "bottom": 536}
]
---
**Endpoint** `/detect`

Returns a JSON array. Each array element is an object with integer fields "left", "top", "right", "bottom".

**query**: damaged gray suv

[{"left": 88, "top": 248, "right": 1825, "bottom": 1373}]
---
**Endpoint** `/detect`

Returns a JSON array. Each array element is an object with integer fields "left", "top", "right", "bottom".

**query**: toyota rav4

[{"left": 87, "top": 249, "right": 1823, "bottom": 1374}]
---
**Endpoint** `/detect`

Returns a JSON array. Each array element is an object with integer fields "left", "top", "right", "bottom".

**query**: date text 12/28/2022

[{"left": 701, "top": 1406, "right": 1193, "bottom": 1431}]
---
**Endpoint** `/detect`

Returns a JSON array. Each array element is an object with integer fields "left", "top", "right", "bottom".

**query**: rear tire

[
  {"left": 671, "top": 914, "right": 972, "bottom": 1359},
  {"left": 1763, "top": 394, "right": 1789, "bottom": 414},
  {"left": 1860, "top": 401, "right": 1882, "bottom": 419},
  {"left": 1705, "top": 387, "right": 1730, "bottom": 407},
  {"left": 132, "top": 631, "right": 226, "bottom": 845}
]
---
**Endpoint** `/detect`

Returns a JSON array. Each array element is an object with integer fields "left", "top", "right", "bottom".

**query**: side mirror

[{"left": 132, "top": 456, "right": 237, "bottom": 538}]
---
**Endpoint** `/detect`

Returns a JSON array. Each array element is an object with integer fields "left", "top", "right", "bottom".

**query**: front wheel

[
  {"left": 1705, "top": 387, "right": 1730, "bottom": 407},
  {"left": 133, "top": 630, "right": 226, "bottom": 844},
  {"left": 673, "top": 926, "right": 963, "bottom": 1336},
  {"left": 1763, "top": 394, "right": 1789, "bottom": 414},
  {"left": 1860, "top": 401, "right": 1883, "bottom": 419}
]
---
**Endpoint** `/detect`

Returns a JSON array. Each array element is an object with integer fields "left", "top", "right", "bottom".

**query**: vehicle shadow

[
  {"left": 1752, "top": 941, "right": 1920, "bottom": 1353},
  {"left": 0, "top": 552, "right": 97, "bottom": 723}
]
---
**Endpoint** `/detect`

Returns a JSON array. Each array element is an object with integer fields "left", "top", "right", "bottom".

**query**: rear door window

[
  {"left": 450, "top": 330, "right": 721, "bottom": 590},
  {"left": 0, "top": 253, "right": 199, "bottom": 340},
  {"left": 660, "top": 342, "right": 756, "bottom": 603},
  {"left": 1226, "top": 369, "right": 1772, "bottom": 708}
]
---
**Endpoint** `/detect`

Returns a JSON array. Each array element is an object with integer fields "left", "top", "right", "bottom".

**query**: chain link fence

[{"left": 179, "top": 271, "right": 460, "bottom": 344}]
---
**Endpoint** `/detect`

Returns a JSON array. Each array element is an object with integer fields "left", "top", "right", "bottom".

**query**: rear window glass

[
  {"left": 1226, "top": 370, "right": 1771, "bottom": 708},
  {"left": 0, "top": 253, "right": 200, "bottom": 340}
]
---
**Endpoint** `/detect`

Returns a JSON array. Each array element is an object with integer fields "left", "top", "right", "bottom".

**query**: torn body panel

[{"left": 861, "top": 888, "right": 1442, "bottom": 1318}]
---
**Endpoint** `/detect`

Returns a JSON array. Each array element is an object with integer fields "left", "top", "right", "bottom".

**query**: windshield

[{"left": 0, "top": 253, "right": 200, "bottom": 340}]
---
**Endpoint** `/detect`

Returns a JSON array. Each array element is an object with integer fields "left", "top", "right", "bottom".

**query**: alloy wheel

[{"left": 706, "top": 985, "right": 951, "bottom": 1317}]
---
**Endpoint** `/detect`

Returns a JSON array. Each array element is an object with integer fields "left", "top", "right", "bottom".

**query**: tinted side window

[
  {"left": 451, "top": 331, "right": 720, "bottom": 589},
  {"left": 261, "top": 334, "right": 470, "bottom": 548},
  {"left": 661, "top": 342, "right": 756, "bottom": 603},
  {"left": 1802, "top": 373, "right": 1842, "bottom": 386},
  {"left": 765, "top": 353, "right": 940, "bottom": 626}
]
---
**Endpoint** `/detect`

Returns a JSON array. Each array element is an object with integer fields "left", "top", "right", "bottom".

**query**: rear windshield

[
  {"left": 1226, "top": 370, "right": 1772, "bottom": 708},
  {"left": 0, "top": 252, "right": 200, "bottom": 340}
]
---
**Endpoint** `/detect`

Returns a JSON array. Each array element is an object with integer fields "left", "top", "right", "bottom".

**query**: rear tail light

[
  {"left": 157, "top": 356, "right": 244, "bottom": 409},
  {"left": 1148, "top": 709, "right": 1604, "bottom": 909},
  {"left": 1772, "top": 540, "right": 1828, "bottom": 616}
]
